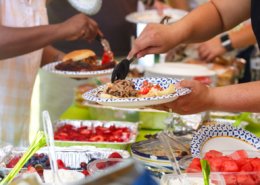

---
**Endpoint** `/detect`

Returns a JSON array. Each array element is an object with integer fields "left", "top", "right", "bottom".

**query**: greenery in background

[
  {"left": 200, "top": 159, "right": 210, "bottom": 185},
  {"left": 233, "top": 112, "right": 260, "bottom": 137}
]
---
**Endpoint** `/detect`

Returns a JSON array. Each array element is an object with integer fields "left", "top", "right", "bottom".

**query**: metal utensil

[
  {"left": 96, "top": 34, "right": 111, "bottom": 52},
  {"left": 111, "top": 16, "right": 171, "bottom": 83}
]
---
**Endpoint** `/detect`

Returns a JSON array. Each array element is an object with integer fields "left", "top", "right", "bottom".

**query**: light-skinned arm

[
  {"left": 154, "top": 80, "right": 260, "bottom": 114},
  {"left": 0, "top": 13, "right": 100, "bottom": 60},
  {"left": 128, "top": 0, "right": 251, "bottom": 58},
  {"left": 199, "top": 24, "right": 257, "bottom": 61}
]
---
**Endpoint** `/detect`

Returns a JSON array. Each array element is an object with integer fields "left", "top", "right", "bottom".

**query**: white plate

[
  {"left": 191, "top": 124, "right": 260, "bottom": 157},
  {"left": 82, "top": 77, "right": 191, "bottom": 108},
  {"left": 42, "top": 61, "right": 113, "bottom": 78},
  {"left": 145, "top": 63, "right": 216, "bottom": 78},
  {"left": 125, "top": 8, "right": 187, "bottom": 24}
]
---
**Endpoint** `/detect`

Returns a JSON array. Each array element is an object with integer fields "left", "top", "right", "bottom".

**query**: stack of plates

[{"left": 145, "top": 63, "right": 216, "bottom": 86}]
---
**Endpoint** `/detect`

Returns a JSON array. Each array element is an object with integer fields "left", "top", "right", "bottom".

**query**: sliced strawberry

[
  {"left": 89, "top": 135, "right": 105, "bottom": 142},
  {"left": 57, "top": 159, "right": 66, "bottom": 169},
  {"left": 27, "top": 165, "right": 37, "bottom": 173},
  {"left": 108, "top": 152, "right": 122, "bottom": 159},
  {"left": 80, "top": 129, "right": 91, "bottom": 136},
  {"left": 6, "top": 156, "right": 21, "bottom": 168},
  {"left": 82, "top": 169, "right": 90, "bottom": 176},
  {"left": 96, "top": 162, "right": 106, "bottom": 169}
]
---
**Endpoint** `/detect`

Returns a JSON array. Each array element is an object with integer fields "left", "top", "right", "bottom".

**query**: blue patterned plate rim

[
  {"left": 191, "top": 123, "right": 260, "bottom": 157},
  {"left": 83, "top": 77, "right": 191, "bottom": 103},
  {"left": 131, "top": 140, "right": 172, "bottom": 161}
]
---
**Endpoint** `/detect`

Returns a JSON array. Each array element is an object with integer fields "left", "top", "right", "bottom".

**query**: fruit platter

[
  {"left": 53, "top": 120, "right": 139, "bottom": 149},
  {"left": 0, "top": 146, "right": 129, "bottom": 183},
  {"left": 178, "top": 150, "right": 260, "bottom": 185}
]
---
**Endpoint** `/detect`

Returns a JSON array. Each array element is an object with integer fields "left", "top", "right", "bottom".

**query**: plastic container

[
  {"left": 87, "top": 158, "right": 124, "bottom": 175},
  {"left": 178, "top": 150, "right": 260, "bottom": 185}
]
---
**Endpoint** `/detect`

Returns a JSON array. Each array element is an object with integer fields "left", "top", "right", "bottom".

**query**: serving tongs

[{"left": 111, "top": 16, "right": 171, "bottom": 83}]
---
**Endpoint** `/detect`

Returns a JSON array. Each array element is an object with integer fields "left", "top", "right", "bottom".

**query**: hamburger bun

[{"left": 62, "top": 49, "right": 96, "bottom": 62}]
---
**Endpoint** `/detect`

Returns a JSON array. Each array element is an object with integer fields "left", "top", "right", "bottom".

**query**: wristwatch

[{"left": 220, "top": 33, "right": 234, "bottom": 52}]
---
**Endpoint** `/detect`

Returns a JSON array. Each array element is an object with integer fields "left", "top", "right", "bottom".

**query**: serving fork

[{"left": 111, "top": 16, "right": 171, "bottom": 83}]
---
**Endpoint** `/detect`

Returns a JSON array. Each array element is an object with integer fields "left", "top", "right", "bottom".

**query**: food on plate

[
  {"left": 55, "top": 49, "right": 116, "bottom": 72},
  {"left": 187, "top": 150, "right": 260, "bottom": 185},
  {"left": 54, "top": 124, "right": 132, "bottom": 142},
  {"left": 99, "top": 80, "right": 176, "bottom": 98}
]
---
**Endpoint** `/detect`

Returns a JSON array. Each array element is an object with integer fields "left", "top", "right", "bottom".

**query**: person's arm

[
  {"left": 152, "top": 80, "right": 260, "bottom": 114},
  {"left": 128, "top": 0, "right": 251, "bottom": 58},
  {"left": 0, "top": 13, "right": 100, "bottom": 60},
  {"left": 198, "top": 24, "right": 257, "bottom": 61},
  {"left": 41, "top": 46, "right": 65, "bottom": 67}
]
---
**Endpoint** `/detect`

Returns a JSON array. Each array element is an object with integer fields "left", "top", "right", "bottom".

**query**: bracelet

[{"left": 220, "top": 33, "right": 234, "bottom": 52}]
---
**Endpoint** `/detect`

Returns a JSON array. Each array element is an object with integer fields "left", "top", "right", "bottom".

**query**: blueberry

[
  {"left": 39, "top": 158, "right": 46, "bottom": 163},
  {"left": 38, "top": 153, "right": 45, "bottom": 158},
  {"left": 80, "top": 162, "right": 87, "bottom": 170}
]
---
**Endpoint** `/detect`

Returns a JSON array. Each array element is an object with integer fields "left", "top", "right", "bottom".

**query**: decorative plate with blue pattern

[
  {"left": 42, "top": 61, "right": 113, "bottom": 78},
  {"left": 82, "top": 77, "right": 191, "bottom": 108},
  {"left": 191, "top": 123, "right": 260, "bottom": 158}
]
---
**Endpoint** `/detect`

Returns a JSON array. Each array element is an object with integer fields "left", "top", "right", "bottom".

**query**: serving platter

[
  {"left": 191, "top": 124, "right": 260, "bottom": 157},
  {"left": 82, "top": 77, "right": 191, "bottom": 108},
  {"left": 54, "top": 120, "right": 139, "bottom": 150},
  {"left": 126, "top": 8, "right": 187, "bottom": 24},
  {"left": 42, "top": 61, "right": 113, "bottom": 78}
]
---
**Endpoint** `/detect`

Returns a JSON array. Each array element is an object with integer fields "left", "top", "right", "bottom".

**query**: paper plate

[
  {"left": 191, "top": 124, "right": 260, "bottom": 157},
  {"left": 126, "top": 8, "right": 187, "bottom": 24},
  {"left": 82, "top": 77, "right": 191, "bottom": 108},
  {"left": 145, "top": 63, "right": 216, "bottom": 78},
  {"left": 42, "top": 61, "right": 113, "bottom": 78}
]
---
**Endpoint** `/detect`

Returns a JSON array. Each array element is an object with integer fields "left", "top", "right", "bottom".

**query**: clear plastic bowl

[{"left": 87, "top": 158, "right": 124, "bottom": 175}]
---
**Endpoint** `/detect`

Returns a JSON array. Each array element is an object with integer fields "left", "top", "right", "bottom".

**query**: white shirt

[{"left": 0, "top": 0, "right": 48, "bottom": 146}]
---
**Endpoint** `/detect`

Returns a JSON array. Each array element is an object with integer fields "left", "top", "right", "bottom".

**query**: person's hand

[
  {"left": 128, "top": 23, "right": 177, "bottom": 58},
  {"left": 152, "top": 0, "right": 171, "bottom": 15},
  {"left": 198, "top": 36, "right": 226, "bottom": 62},
  {"left": 59, "top": 13, "right": 101, "bottom": 41},
  {"left": 151, "top": 80, "right": 213, "bottom": 114}
]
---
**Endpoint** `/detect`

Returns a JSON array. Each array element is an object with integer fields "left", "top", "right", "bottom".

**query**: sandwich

[{"left": 55, "top": 49, "right": 115, "bottom": 72}]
